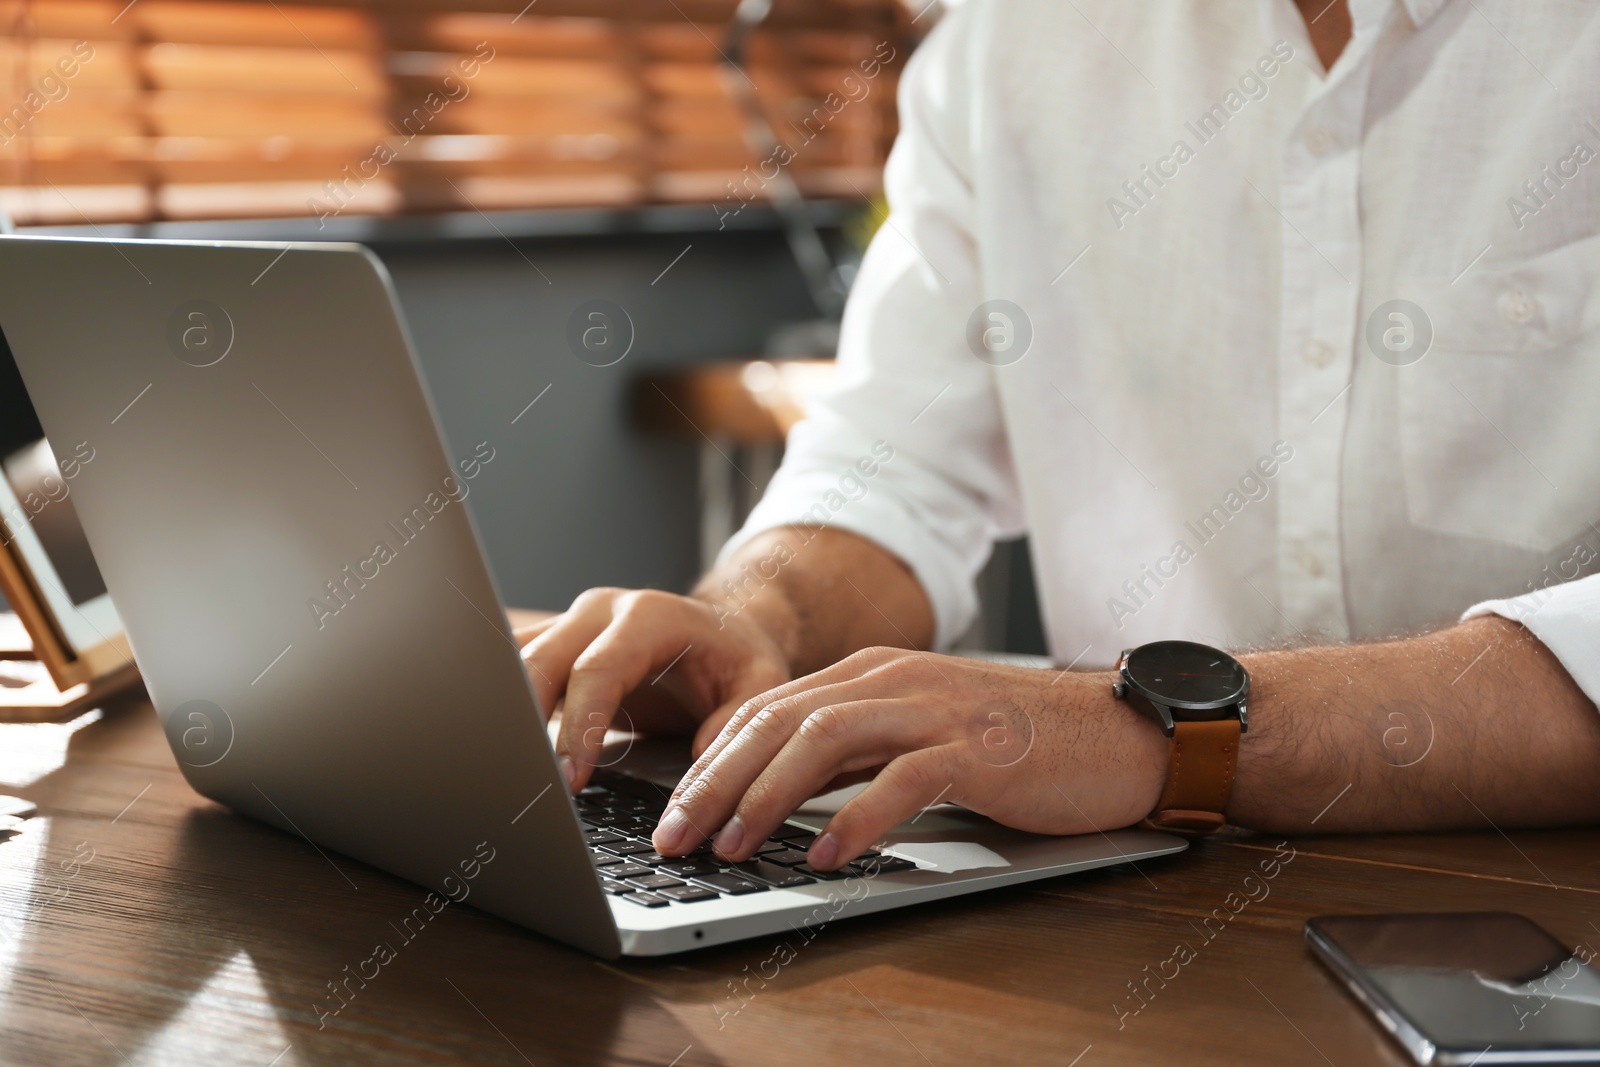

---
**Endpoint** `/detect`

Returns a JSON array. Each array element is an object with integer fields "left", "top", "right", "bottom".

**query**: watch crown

[{"left": 1112, "top": 681, "right": 1129, "bottom": 699}]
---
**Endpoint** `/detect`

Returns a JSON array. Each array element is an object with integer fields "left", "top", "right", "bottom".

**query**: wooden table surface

[{"left": 2, "top": 655, "right": 1598, "bottom": 1066}]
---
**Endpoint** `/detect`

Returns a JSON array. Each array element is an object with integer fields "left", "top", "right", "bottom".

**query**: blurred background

[{"left": 0, "top": 0, "right": 1045, "bottom": 654}]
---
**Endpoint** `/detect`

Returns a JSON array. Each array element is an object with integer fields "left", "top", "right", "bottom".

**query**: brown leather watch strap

[{"left": 1140, "top": 718, "right": 1240, "bottom": 835}]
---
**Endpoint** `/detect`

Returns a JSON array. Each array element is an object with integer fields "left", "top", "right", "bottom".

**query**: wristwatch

[{"left": 1113, "top": 641, "right": 1249, "bottom": 835}]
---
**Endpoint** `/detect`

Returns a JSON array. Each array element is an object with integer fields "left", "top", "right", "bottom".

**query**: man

[{"left": 521, "top": 0, "right": 1600, "bottom": 872}]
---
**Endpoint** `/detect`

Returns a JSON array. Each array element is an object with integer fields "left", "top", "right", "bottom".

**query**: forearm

[
  {"left": 1228, "top": 615, "right": 1600, "bottom": 833},
  {"left": 691, "top": 526, "right": 935, "bottom": 677}
]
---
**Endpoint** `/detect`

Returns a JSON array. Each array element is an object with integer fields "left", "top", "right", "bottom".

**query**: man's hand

[
  {"left": 651, "top": 647, "right": 1168, "bottom": 870},
  {"left": 521, "top": 527, "right": 937, "bottom": 795},
  {"left": 519, "top": 587, "right": 791, "bottom": 792}
]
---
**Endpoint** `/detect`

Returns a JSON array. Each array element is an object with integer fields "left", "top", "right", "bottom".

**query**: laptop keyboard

[{"left": 580, "top": 770, "right": 916, "bottom": 909}]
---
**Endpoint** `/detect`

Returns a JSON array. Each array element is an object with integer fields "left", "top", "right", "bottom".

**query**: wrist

[
  {"left": 1109, "top": 642, "right": 1256, "bottom": 833},
  {"left": 1116, "top": 684, "right": 1171, "bottom": 820},
  {"left": 1050, "top": 670, "right": 1170, "bottom": 828},
  {"left": 690, "top": 578, "right": 802, "bottom": 675}
]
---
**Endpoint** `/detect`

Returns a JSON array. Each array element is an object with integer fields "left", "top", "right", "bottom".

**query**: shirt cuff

[{"left": 1461, "top": 574, "right": 1600, "bottom": 707}]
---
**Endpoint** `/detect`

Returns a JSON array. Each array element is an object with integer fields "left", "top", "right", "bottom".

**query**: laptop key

[
  {"left": 631, "top": 795, "right": 671, "bottom": 817},
  {"left": 690, "top": 872, "right": 768, "bottom": 895},
  {"left": 754, "top": 840, "right": 787, "bottom": 855},
  {"left": 658, "top": 859, "right": 723, "bottom": 879},
  {"left": 781, "top": 832, "right": 818, "bottom": 851},
  {"left": 605, "top": 862, "right": 652, "bottom": 879},
  {"left": 795, "top": 864, "right": 847, "bottom": 880},
  {"left": 625, "top": 873, "right": 686, "bottom": 891},
  {"left": 658, "top": 885, "right": 719, "bottom": 903},
  {"left": 621, "top": 891, "right": 671, "bottom": 908},
  {"left": 630, "top": 851, "right": 671, "bottom": 867},
  {"left": 598, "top": 878, "right": 633, "bottom": 895},
  {"left": 767, "top": 824, "right": 815, "bottom": 841},
  {"left": 732, "top": 860, "right": 817, "bottom": 888},
  {"left": 597, "top": 841, "right": 658, "bottom": 857},
  {"left": 762, "top": 848, "right": 812, "bottom": 867},
  {"left": 607, "top": 827, "right": 640, "bottom": 841},
  {"left": 584, "top": 830, "right": 626, "bottom": 847},
  {"left": 852, "top": 855, "right": 916, "bottom": 875},
  {"left": 590, "top": 850, "right": 624, "bottom": 868}
]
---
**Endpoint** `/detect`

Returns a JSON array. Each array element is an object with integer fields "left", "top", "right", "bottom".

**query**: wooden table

[{"left": 2, "top": 652, "right": 1598, "bottom": 1066}]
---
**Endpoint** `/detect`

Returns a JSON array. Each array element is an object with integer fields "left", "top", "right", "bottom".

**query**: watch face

[{"left": 1124, "top": 641, "right": 1248, "bottom": 710}]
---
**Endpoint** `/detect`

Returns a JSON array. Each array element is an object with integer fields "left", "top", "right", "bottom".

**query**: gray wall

[{"left": 378, "top": 230, "right": 819, "bottom": 612}]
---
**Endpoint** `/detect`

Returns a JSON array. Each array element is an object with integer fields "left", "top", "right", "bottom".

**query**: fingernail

[
  {"left": 809, "top": 833, "right": 839, "bottom": 870},
  {"left": 712, "top": 814, "right": 744, "bottom": 856},
  {"left": 655, "top": 807, "right": 688, "bottom": 853},
  {"left": 559, "top": 756, "right": 576, "bottom": 791}
]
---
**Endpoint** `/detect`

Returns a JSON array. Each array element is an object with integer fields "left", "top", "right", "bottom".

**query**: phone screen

[{"left": 1308, "top": 913, "right": 1600, "bottom": 1063}]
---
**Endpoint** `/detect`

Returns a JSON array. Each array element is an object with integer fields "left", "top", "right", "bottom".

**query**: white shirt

[{"left": 724, "top": 0, "right": 1600, "bottom": 699}]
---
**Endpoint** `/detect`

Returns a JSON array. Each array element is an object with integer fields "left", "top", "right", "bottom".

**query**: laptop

[{"left": 0, "top": 234, "right": 1186, "bottom": 957}]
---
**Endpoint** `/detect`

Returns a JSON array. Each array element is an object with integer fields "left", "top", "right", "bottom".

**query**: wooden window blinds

[{"left": 0, "top": 0, "right": 908, "bottom": 225}]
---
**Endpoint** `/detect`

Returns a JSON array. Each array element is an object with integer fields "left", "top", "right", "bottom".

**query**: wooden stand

[{"left": 0, "top": 534, "right": 140, "bottom": 723}]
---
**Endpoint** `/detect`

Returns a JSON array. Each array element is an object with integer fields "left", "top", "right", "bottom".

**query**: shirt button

[
  {"left": 1301, "top": 339, "right": 1336, "bottom": 368},
  {"left": 1304, "top": 125, "right": 1334, "bottom": 156},
  {"left": 1500, "top": 288, "right": 1540, "bottom": 326}
]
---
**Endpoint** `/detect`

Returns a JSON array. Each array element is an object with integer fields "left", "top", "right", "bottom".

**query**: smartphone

[{"left": 1306, "top": 912, "right": 1600, "bottom": 1065}]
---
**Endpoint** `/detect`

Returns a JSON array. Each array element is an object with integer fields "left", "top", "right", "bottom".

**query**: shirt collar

[
  {"left": 1351, "top": 0, "right": 1451, "bottom": 31},
  {"left": 1260, "top": 0, "right": 1452, "bottom": 76},
  {"left": 1396, "top": 0, "right": 1450, "bottom": 25}
]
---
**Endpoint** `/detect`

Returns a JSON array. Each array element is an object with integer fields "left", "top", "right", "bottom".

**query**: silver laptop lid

[{"left": 0, "top": 235, "right": 620, "bottom": 957}]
